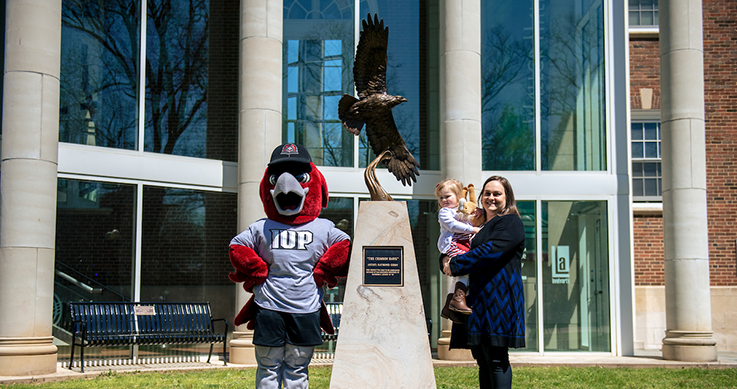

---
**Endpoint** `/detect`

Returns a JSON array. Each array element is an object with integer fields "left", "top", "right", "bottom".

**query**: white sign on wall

[{"left": 551, "top": 245, "right": 570, "bottom": 284}]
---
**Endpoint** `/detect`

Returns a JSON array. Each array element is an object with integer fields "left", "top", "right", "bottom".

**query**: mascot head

[{"left": 260, "top": 143, "right": 329, "bottom": 225}]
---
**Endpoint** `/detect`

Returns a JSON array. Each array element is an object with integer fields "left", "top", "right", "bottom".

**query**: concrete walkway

[{"left": 2, "top": 351, "right": 736, "bottom": 385}]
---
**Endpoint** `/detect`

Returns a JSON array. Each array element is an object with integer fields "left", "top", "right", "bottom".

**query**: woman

[{"left": 443, "top": 175, "right": 525, "bottom": 389}]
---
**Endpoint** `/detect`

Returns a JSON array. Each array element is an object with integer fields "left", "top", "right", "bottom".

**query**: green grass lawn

[{"left": 2, "top": 366, "right": 737, "bottom": 388}]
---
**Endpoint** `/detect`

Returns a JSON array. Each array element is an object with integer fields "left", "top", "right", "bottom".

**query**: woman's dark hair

[{"left": 477, "top": 175, "right": 519, "bottom": 217}]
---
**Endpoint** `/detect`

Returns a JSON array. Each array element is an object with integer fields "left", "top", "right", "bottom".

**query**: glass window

[
  {"left": 542, "top": 201, "right": 610, "bottom": 352},
  {"left": 60, "top": 1, "right": 239, "bottom": 161},
  {"left": 141, "top": 186, "right": 237, "bottom": 327},
  {"left": 358, "top": 1, "right": 422, "bottom": 169},
  {"left": 60, "top": 0, "right": 141, "bottom": 150},
  {"left": 283, "top": 1, "right": 429, "bottom": 169},
  {"left": 144, "top": 1, "right": 238, "bottom": 161},
  {"left": 283, "top": 0, "right": 355, "bottom": 167},
  {"left": 631, "top": 121, "right": 662, "bottom": 200},
  {"left": 541, "top": 0, "right": 606, "bottom": 171},
  {"left": 55, "top": 179, "right": 137, "bottom": 362},
  {"left": 55, "top": 179, "right": 136, "bottom": 332},
  {"left": 144, "top": 0, "right": 208, "bottom": 157},
  {"left": 518, "top": 201, "right": 538, "bottom": 351},
  {"left": 318, "top": 197, "right": 355, "bottom": 303},
  {"left": 629, "top": 0, "right": 659, "bottom": 27},
  {"left": 480, "top": 1, "right": 535, "bottom": 170},
  {"left": 409, "top": 200, "right": 440, "bottom": 342}
]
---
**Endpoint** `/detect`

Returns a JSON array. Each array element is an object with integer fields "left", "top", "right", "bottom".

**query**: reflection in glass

[
  {"left": 145, "top": 0, "right": 211, "bottom": 158},
  {"left": 480, "top": 1, "right": 535, "bottom": 170},
  {"left": 55, "top": 179, "right": 136, "bottom": 361},
  {"left": 517, "top": 201, "right": 538, "bottom": 351},
  {"left": 55, "top": 178, "right": 136, "bottom": 349},
  {"left": 542, "top": 201, "right": 610, "bottom": 352},
  {"left": 358, "top": 1, "right": 421, "bottom": 169},
  {"left": 283, "top": 0, "right": 355, "bottom": 167},
  {"left": 141, "top": 186, "right": 237, "bottom": 329},
  {"left": 56, "top": 179, "right": 136, "bottom": 302},
  {"left": 60, "top": 0, "right": 141, "bottom": 149},
  {"left": 409, "top": 200, "right": 439, "bottom": 343},
  {"left": 61, "top": 1, "right": 238, "bottom": 160},
  {"left": 540, "top": 0, "right": 606, "bottom": 171}
]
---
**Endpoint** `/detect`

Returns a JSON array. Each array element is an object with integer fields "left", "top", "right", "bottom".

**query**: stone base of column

[
  {"left": 437, "top": 329, "right": 474, "bottom": 361},
  {"left": 0, "top": 337, "right": 57, "bottom": 376},
  {"left": 662, "top": 330, "right": 718, "bottom": 362},
  {"left": 228, "top": 331, "right": 257, "bottom": 365}
]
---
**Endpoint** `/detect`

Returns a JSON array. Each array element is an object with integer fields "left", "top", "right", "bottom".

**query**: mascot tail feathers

[
  {"left": 313, "top": 239, "right": 351, "bottom": 288},
  {"left": 320, "top": 301, "right": 335, "bottom": 335},
  {"left": 234, "top": 295, "right": 258, "bottom": 329}
]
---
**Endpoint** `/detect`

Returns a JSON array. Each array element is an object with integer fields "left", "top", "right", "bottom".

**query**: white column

[
  {"left": 659, "top": 0, "right": 717, "bottom": 361},
  {"left": 437, "top": 0, "right": 481, "bottom": 361},
  {"left": 0, "top": 0, "right": 61, "bottom": 376},
  {"left": 230, "top": 0, "right": 283, "bottom": 365}
]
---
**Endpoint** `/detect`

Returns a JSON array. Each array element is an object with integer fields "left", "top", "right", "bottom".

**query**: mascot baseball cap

[{"left": 268, "top": 143, "right": 312, "bottom": 172}]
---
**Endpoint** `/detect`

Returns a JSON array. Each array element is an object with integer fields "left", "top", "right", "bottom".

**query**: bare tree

[{"left": 61, "top": 0, "right": 209, "bottom": 156}]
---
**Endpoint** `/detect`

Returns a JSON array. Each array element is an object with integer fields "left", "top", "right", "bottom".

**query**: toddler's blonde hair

[{"left": 434, "top": 179, "right": 464, "bottom": 210}]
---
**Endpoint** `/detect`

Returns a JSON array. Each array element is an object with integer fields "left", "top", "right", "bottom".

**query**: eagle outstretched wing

[
  {"left": 354, "top": 14, "right": 388, "bottom": 99},
  {"left": 338, "top": 13, "right": 420, "bottom": 186}
]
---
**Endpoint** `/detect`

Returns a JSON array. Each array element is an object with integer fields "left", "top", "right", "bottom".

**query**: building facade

[
  {"left": 629, "top": 0, "right": 737, "bottom": 353},
  {"left": 0, "top": 0, "right": 720, "bottom": 376}
]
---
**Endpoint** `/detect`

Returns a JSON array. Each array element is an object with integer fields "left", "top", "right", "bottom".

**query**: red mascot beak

[{"left": 269, "top": 171, "right": 311, "bottom": 216}]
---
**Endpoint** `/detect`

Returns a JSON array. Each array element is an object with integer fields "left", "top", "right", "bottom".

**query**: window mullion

[
  {"left": 534, "top": 0, "right": 541, "bottom": 172},
  {"left": 137, "top": 1, "right": 147, "bottom": 153}
]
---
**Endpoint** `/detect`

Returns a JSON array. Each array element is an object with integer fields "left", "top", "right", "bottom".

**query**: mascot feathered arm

[
  {"left": 313, "top": 239, "right": 351, "bottom": 288},
  {"left": 229, "top": 244, "right": 269, "bottom": 329},
  {"left": 228, "top": 244, "right": 268, "bottom": 292}
]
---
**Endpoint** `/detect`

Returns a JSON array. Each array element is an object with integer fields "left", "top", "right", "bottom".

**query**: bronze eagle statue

[{"left": 338, "top": 14, "right": 420, "bottom": 186}]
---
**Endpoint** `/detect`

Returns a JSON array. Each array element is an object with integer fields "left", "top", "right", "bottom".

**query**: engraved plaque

[
  {"left": 363, "top": 246, "right": 403, "bottom": 286},
  {"left": 134, "top": 306, "right": 156, "bottom": 315}
]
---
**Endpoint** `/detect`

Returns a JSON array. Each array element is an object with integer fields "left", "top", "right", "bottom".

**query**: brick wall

[
  {"left": 703, "top": 0, "right": 737, "bottom": 286},
  {"left": 633, "top": 214, "right": 665, "bottom": 285},
  {"left": 629, "top": 38, "right": 660, "bottom": 110},
  {"left": 630, "top": 35, "right": 665, "bottom": 286},
  {"left": 630, "top": 0, "right": 737, "bottom": 287}
]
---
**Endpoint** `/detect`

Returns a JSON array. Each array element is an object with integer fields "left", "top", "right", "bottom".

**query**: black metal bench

[{"left": 69, "top": 302, "right": 228, "bottom": 372}]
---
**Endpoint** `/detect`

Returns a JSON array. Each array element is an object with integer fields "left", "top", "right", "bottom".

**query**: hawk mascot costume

[{"left": 228, "top": 144, "right": 351, "bottom": 389}]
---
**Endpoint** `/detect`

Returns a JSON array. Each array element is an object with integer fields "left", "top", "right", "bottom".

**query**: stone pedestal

[
  {"left": 329, "top": 202, "right": 436, "bottom": 389},
  {"left": 0, "top": 337, "right": 58, "bottom": 376},
  {"left": 437, "top": 329, "right": 474, "bottom": 361},
  {"left": 662, "top": 330, "right": 718, "bottom": 362},
  {"left": 229, "top": 331, "right": 257, "bottom": 365}
]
